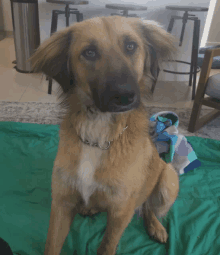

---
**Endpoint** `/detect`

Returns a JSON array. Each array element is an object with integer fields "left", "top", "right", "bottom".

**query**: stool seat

[
  {"left": 166, "top": 5, "right": 208, "bottom": 12},
  {"left": 47, "top": 0, "right": 89, "bottom": 5},
  {"left": 106, "top": 4, "right": 147, "bottom": 11}
]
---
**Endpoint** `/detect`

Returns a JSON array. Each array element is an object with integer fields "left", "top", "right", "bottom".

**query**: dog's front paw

[
  {"left": 147, "top": 221, "right": 168, "bottom": 243},
  {"left": 97, "top": 248, "right": 109, "bottom": 255},
  {"left": 97, "top": 244, "right": 116, "bottom": 255}
]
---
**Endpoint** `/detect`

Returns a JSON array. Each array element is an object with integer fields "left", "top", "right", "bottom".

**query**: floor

[{"left": 0, "top": 37, "right": 219, "bottom": 109}]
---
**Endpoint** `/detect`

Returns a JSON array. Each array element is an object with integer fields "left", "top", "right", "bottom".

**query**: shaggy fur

[{"left": 30, "top": 16, "right": 179, "bottom": 255}]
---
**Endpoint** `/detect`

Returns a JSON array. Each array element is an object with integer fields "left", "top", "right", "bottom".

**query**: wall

[
  {"left": 1, "top": 0, "right": 13, "bottom": 31},
  {"left": 207, "top": 0, "right": 220, "bottom": 45},
  {"left": 0, "top": 0, "right": 4, "bottom": 31},
  {"left": 0, "top": 0, "right": 5, "bottom": 40}
]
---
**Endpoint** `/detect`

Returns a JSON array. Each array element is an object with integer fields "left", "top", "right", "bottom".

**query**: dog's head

[{"left": 30, "top": 16, "right": 176, "bottom": 113}]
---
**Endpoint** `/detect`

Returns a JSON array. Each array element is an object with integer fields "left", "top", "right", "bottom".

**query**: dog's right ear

[
  {"left": 30, "top": 27, "right": 74, "bottom": 93},
  {"left": 137, "top": 20, "right": 177, "bottom": 81}
]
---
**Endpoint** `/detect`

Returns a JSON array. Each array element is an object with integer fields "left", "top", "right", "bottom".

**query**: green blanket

[{"left": 0, "top": 122, "right": 220, "bottom": 255}]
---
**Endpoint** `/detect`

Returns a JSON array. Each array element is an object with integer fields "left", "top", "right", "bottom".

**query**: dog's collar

[{"left": 78, "top": 125, "right": 128, "bottom": 150}]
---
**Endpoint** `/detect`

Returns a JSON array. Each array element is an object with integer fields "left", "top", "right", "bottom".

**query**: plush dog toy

[{"left": 149, "top": 111, "right": 201, "bottom": 175}]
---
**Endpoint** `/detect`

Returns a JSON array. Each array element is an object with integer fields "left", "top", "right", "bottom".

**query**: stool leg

[
  {"left": 167, "top": 17, "right": 175, "bottom": 33},
  {"left": 49, "top": 10, "right": 59, "bottom": 92},
  {"left": 151, "top": 80, "right": 157, "bottom": 94},
  {"left": 48, "top": 78, "right": 53, "bottom": 95},
  {"left": 189, "top": 49, "right": 194, "bottom": 89},
  {"left": 51, "top": 10, "right": 58, "bottom": 36},
  {"left": 151, "top": 67, "right": 160, "bottom": 94},
  {"left": 179, "top": 12, "right": 189, "bottom": 46},
  {"left": 179, "top": 16, "right": 187, "bottom": 46},
  {"left": 189, "top": 19, "right": 198, "bottom": 88},
  {"left": 122, "top": 10, "right": 129, "bottom": 17},
  {"left": 76, "top": 13, "right": 83, "bottom": 22},
  {"left": 65, "top": 4, "right": 70, "bottom": 27},
  {"left": 179, "top": 21, "right": 186, "bottom": 46},
  {"left": 192, "top": 19, "right": 200, "bottom": 100},
  {"left": 189, "top": 26, "right": 195, "bottom": 87},
  {"left": 189, "top": 18, "right": 200, "bottom": 100},
  {"left": 80, "top": 13, "right": 83, "bottom": 22}
]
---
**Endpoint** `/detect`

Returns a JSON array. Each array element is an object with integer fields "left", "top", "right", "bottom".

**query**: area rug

[{"left": 0, "top": 101, "right": 219, "bottom": 140}]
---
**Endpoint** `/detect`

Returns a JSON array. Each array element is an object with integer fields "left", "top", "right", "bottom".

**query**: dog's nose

[
  {"left": 89, "top": 70, "right": 140, "bottom": 112},
  {"left": 107, "top": 84, "right": 139, "bottom": 112},
  {"left": 112, "top": 92, "right": 137, "bottom": 107}
]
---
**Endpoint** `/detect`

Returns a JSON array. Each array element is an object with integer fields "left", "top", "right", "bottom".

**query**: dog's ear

[
  {"left": 149, "top": 45, "right": 159, "bottom": 82},
  {"left": 29, "top": 27, "right": 74, "bottom": 93},
  {"left": 137, "top": 20, "right": 177, "bottom": 81}
]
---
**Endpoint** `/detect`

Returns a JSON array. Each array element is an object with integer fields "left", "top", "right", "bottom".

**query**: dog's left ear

[
  {"left": 137, "top": 20, "right": 177, "bottom": 80},
  {"left": 29, "top": 27, "right": 74, "bottom": 93}
]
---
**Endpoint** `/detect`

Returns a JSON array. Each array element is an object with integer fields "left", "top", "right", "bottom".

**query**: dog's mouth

[
  {"left": 113, "top": 94, "right": 137, "bottom": 106},
  {"left": 90, "top": 92, "right": 140, "bottom": 113},
  {"left": 107, "top": 93, "right": 139, "bottom": 112}
]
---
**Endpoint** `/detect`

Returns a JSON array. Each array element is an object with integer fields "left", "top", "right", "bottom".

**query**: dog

[{"left": 30, "top": 16, "right": 179, "bottom": 255}]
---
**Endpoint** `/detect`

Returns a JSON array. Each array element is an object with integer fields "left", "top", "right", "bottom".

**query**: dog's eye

[
  {"left": 126, "top": 42, "right": 137, "bottom": 53},
  {"left": 82, "top": 49, "right": 97, "bottom": 60},
  {"left": 86, "top": 50, "right": 96, "bottom": 58}
]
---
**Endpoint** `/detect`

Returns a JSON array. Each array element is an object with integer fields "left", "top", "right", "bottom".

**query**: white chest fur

[{"left": 76, "top": 144, "right": 103, "bottom": 206}]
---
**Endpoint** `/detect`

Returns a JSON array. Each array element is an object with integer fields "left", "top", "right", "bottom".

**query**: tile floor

[{"left": 0, "top": 37, "right": 219, "bottom": 109}]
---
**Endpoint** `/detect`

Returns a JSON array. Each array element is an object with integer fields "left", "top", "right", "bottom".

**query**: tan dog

[{"left": 31, "top": 16, "right": 179, "bottom": 255}]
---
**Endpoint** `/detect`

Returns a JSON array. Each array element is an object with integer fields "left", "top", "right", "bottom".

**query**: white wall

[
  {"left": 207, "top": 0, "right": 220, "bottom": 45},
  {"left": 0, "top": 0, "right": 4, "bottom": 31},
  {"left": 1, "top": 0, "right": 13, "bottom": 31}
]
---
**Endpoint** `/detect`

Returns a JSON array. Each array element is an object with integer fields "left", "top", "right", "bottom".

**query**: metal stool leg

[
  {"left": 48, "top": 78, "right": 53, "bottom": 95},
  {"left": 179, "top": 12, "right": 188, "bottom": 46},
  {"left": 48, "top": 6, "right": 83, "bottom": 94},
  {"left": 76, "top": 12, "right": 83, "bottom": 22},
  {"left": 48, "top": 10, "right": 59, "bottom": 93},
  {"left": 167, "top": 17, "right": 175, "bottom": 33},
  {"left": 151, "top": 80, "right": 157, "bottom": 94},
  {"left": 51, "top": 10, "right": 58, "bottom": 35},
  {"left": 189, "top": 53, "right": 194, "bottom": 89},
  {"left": 189, "top": 18, "right": 195, "bottom": 89},
  {"left": 122, "top": 10, "right": 129, "bottom": 17},
  {"left": 151, "top": 67, "right": 160, "bottom": 94},
  {"left": 192, "top": 19, "right": 200, "bottom": 100},
  {"left": 79, "top": 13, "right": 83, "bottom": 22},
  {"left": 65, "top": 4, "right": 70, "bottom": 27},
  {"left": 189, "top": 18, "right": 200, "bottom": 100}
]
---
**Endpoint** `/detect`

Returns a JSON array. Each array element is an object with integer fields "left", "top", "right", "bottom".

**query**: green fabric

[{"left": 0, "top": 122, "right": 220, "bottom": 255}]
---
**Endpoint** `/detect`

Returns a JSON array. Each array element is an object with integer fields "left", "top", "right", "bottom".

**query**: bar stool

[
  {"left": 105, "top": 3, "right": 147, "bottom": 17},
  {"left": 162, "top": 6, "right": 208, "bottom": 100},
  {"left": 46, "top": 0, "right": 89, "bottom": 94}
]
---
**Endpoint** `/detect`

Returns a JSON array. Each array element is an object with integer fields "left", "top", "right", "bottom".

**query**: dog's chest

[{"left": 76, "top": 144, "right": 103, "bottom": 206}]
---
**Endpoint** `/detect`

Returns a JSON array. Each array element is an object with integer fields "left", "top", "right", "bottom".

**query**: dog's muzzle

[{"left": 90, "top": 71, "right": 140, "bottom": 113}]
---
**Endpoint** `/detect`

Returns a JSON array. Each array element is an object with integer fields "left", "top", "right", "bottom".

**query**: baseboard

[{"left": 0, "top": 30, "right": 13, "bottom": 38}]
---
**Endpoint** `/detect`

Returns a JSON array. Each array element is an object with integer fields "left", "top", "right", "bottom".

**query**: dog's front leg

[
  {"left": 44, "top": 199, "right": 77, "bottom": 255},
  {"left": 97, "top": 199, "right": 136, "bottom": 255}
]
